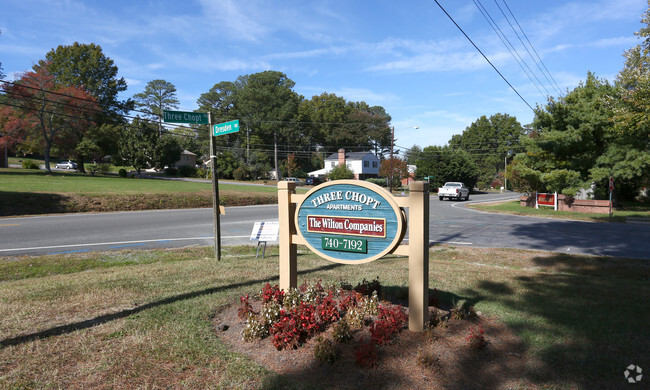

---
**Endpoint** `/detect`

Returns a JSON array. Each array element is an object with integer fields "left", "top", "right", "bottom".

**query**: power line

[
  {"left": 433, "top": 0, "right": 535, "bottom": 112},
  {"left": 473, "top": 0, "right": 551, "bottom": 98},
  {"left": 501, "top": 0, "right": 563, "bottom": 97}
]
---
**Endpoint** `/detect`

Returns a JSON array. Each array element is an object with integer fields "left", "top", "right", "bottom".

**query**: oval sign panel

[{"left": 295, "top": 180, "right": 405, "bottom": 264}]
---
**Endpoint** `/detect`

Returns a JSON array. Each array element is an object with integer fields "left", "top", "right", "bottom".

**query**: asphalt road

[{"left": 1, "top": 192, "right": 647, "bottom": 260}]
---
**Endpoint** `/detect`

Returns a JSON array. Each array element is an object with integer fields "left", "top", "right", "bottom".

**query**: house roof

[
  {"left": 181, "top": 150, "right": 197, "bottom": 156},
  {"left": 324, "top": 151, "right": 378, "bottom": 161}
]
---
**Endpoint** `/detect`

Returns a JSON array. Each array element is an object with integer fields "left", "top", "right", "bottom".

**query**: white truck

[{"left": 437, "top": 182, "right": 470, "bottom": 201}]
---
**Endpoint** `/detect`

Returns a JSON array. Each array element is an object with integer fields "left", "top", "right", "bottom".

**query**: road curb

[{"left": 626, "top": 217, "right": 650, "bottom": 225}]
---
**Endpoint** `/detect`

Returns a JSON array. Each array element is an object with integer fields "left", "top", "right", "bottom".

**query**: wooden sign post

[{"left": 278, "top": 180, "right": 429, "bottom": 331}]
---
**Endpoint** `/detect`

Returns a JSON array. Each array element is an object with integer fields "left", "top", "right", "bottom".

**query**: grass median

[
  {"left": 1, "top": 245, "right": 647, "bottom": 388},
  {"left": 468, "top": 199, "right": 650, "bottom": 222},
  {"left": 0, "top": 168, "right": 286, "bottom": 216}
]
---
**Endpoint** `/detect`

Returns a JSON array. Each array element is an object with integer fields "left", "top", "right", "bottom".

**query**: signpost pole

[
  {"left": 209, "top": 114, "right": 221, "bottom": 260},
  {"left": 408, "top": 181, "right": 429, "bottom": 332},
  {"left": 609, "top": 176, "right": 614, "bottom": 218},
  {"left": 278, "top": 181, "right": 297, "bottom": 291}
]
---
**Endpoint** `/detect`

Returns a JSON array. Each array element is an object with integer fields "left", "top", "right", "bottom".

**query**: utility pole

[
  {"left": 504, "top": 155, "right": 507, "bottom": 192},
  {"left": 390, "top": 126, "right": 394, "bottom": 192}
]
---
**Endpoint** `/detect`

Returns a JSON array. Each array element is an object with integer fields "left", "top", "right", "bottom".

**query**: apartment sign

[{"left": 295, "top": 180, "right": 405, "bottom": 263}]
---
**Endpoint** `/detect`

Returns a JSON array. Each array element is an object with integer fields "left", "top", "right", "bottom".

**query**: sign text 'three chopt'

[{"left": 310, "top": 189, "right": 381, "bottom": 211}]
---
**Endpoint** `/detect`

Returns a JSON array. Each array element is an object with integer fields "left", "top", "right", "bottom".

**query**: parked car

[
  {"left": 55, "top": 160, "right": 78, "bottom": 170},
  {"left": 305, "top": 177, "right": 323, "bottom": 186},
  {"left": 437, "top": 182, "right": 470, "bottom": 201},
  {"left": 284, "top": 177, "right": 304, "bottom": 185}
]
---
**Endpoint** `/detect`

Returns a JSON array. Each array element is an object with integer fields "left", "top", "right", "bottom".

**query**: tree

[
  {"left": 236, "top": 71, "right": 300, "bottom": 180},
  {"left": 602, "top": 5, "right": 650, "bottom": 200},
  {"left": 327, "top": 163, "right": 355, "bottom": 180},
  {"left": 197, "top": 81, "right": 242, "bottom": 157},
  {"left": 33, "top": 42, "right": 132, "bottom": 172},
  {"left": 510, "top": 73, "right": 617, "bottom": 197},
  {"left": 1, "top": 66, "right": 99, "bottom": 172},
  {"left": 118, "top": 117, "right": 181, "bottom": 175},
  {"left": 285, "top": 153, "right": 300, "bottom": 177},
  {"left": 152, "top": 135, "right": 181, "bottom": 170},
  {"left": 413, "top": 146, "right": 479, "bottom": 190},
  {"left": 297, "top": 92, "right": 351, "bottom": 150},
  {"left": 118, "top": 117, "right": 157, "bottom": 176},
  {"left": 449, "top": 113, "right": 524, "bottom": 186},
  {"left": 380, "top": 157, "right": 409, "bottom": 190},
  {"left": 133, "top": 79, "right": 180, "bottom": 136},
  {"left": 403, "top": 145, "right": 423, "bottom": 165},
  {"left": 35, "top": 42, "right": 130, "bottom": 121}
]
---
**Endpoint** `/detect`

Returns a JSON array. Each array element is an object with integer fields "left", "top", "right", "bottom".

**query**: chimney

[{"left": 338, "top": 148, "right": 346, "bottom": 167}]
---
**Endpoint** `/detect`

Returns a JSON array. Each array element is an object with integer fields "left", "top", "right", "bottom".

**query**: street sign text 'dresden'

[{"left": 213, "top": 120, "right": 240, "bottom": 137}]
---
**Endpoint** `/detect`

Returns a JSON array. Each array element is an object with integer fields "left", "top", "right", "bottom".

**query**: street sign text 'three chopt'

[{"left": 162, "top": 110, "right": 209, "bottom": 124}]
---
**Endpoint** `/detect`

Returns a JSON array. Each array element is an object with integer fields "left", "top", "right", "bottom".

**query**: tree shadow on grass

[
  {"left": 0, "top": 191, "right": 73, "bottom": 216},
  {"left": 0, "top": 262, "right": 343, "bottom": 348},
  {"left": 458, "top": 253, "right": 650, "bottom": 389}
]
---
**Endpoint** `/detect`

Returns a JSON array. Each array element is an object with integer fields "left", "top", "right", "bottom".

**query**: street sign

[
  {"left": 163, "top": 110, "right": 209, "bottom": 124},
  {"left": 212, "top": 120, "right": 240, "bottom": 137},
  {"left": 609, "top": 176, "right": 614, "bottom": 192}
]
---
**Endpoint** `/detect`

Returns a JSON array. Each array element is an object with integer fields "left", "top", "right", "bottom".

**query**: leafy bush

[
  {"left": 177, "top": 165, "right": 196, "bottom": 177},
  {"left": 332, "top": 317, "right": 352, "bottom": 343},
  {"left": 327, "top": 164, "right": 355, "bottom": 180},
  {"left": 118, "top": 168, "right": 127, "bottom": 178},
  {"left": 260, "top": 301, "right": 282, "bottom": 326},
  {"left": 232, "top": 166, "right": 249, "bottom": 181},
  {"left": 354, "top": 277, "right": 381, "bottom": 297},
  {"left": 164, "top": 167, "right": 178, "bottom": 176},
  {"left": 196, "top": 167, "right": 210, "bottom": 179},
  {"left": 238, "top": 294, "right": 254, "bottom": 320},
  {"left": 22, "top": 159, "right": 39, "bottom": 169},
  {"left": 366, "top": 178, "right": 387, "bottom": 186},
  {"left": 241, "top": 313, "right": 268, "bottom": 341},
  {"left": 313, "top": 336, "right": 338, "bottom": 364}
]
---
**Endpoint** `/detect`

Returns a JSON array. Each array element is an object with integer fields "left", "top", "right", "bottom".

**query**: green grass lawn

[
  {"left": 0, "top": 168, "right": 286, "bottom": 194},
  {"left": 0, "top": 245, "right": 647, "bottom": 388},
  {"left": 468, "top": 200, "right": 650, "bottom": 222}
]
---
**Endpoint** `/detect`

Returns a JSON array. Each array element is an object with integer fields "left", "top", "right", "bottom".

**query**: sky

[{"left": 0, "top": 0, "right": 647, "bottom": 153}]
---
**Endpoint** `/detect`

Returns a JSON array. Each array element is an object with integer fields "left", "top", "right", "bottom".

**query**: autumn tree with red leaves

[
  {"left": 380, "top": 157, "right": 409, "bottom": 190},
  {"left": 1, "top": 65, "right": 99, "bottom": 172}
]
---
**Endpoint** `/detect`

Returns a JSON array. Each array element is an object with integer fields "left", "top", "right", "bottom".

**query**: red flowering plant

[
  {"left": 261, "top": 283, "right": 284, "bottom": 304},
  {"left": 369, "top": 305, "right": 407, "bottom": 345},
  {"left": 465, "top": 325, "right": 487, "bottom": 350},
  {"left": 269, "top": 303, "right": 320, "bottom": 350},
  {"left": 238, "top": 294, "right": 255, "bottom": 320},
  {"left": 316, "top": 291, "right": 340, "bottom": 324},
  {"left": 353, "top": 338, "right": 379, "bottom": 368},
  {"left": 337, "top": 289, "right": 361, "bottom": 313}
]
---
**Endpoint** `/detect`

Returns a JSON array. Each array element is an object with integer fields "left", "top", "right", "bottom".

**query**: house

[
  {"left": 401, "top": 165, "right": 417, "bottom": 186},
  {"left": 175, "top": 150, "right": 197, "bottom": 167},
  {"left": 309, "top": 148, "right": 380, "bottom": 180}
]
